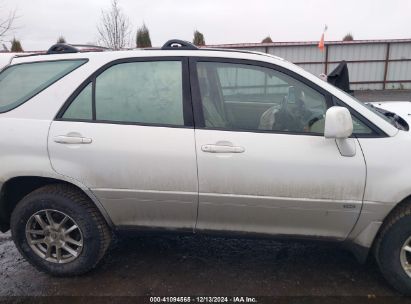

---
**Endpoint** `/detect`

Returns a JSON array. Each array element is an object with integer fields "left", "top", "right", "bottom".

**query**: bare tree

[
  {"left": 0, "top": 1, "right": 17, "bottom": 43},
  {"left": 97, "top": 0, "right": 130, "bottom": 50}
]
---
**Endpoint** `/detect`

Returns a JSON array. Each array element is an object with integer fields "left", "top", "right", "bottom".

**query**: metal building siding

[
  {"left": 385, "top": 43, "right": 411, "bottom": 89},
  {"left": 387, "top": 62, "right": 411, "bottom": 80},
  {"left": 351, "top": 83, "right": 383, "bottom": 90},
  {"left": 326, "top": 61, "right": 385, "bottom": 90},
  {"left": 328, "top": 44, "right": 387, "bottom": 61},
  {"left": 387, "top": 61, "right": 411, "bottom": 89},
  {"left": 389, "top": 43, "right": 411, "bottom": 60},
  {"left": 241, "top": 47, "right": 266, "bottom": 53},
  {"left": 353, "top": 62, "right": 384, "bottom": 82},
  {"left": 209, "top": 39, "right": 411, "bottom": 90},
  {"left": 297, "top": 63, "right": 324, "bottom": 76},
  {"left": 267, "top": 45, "right": 325, "bottom": 63},
  {"left": 244, "top": 43, "right": 390, "bottom": 89}
]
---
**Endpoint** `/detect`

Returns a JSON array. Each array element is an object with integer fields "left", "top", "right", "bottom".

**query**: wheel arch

[
  {"left": 0, "top": 175, "right": 113, "bottom": 233},
  {"left": 347, "top": 194, "right": 411, "bottom": 263},
  {"left": 371, "top": 195, "right": 411, "bottom": 252}
]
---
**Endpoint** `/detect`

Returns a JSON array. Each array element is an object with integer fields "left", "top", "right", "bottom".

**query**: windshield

[{"left": 0, "top": 59, "right": 87, "bottom": 113}]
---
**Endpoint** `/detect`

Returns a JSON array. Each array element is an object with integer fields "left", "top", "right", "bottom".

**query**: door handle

[
  {"left": 54, "top": 135, "right": 92, "bottom": 144},
  {"left": 201, "top": 144, "right": 245, "bottom": 153}
]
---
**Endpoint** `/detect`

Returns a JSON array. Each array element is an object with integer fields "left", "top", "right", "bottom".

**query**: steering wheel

[{"left": 308, "top": 116, "right": 321, "bottom": 128}]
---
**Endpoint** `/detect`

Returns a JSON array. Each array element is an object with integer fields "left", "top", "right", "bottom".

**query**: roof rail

[
  {"left": 47, "top": 43, "right": 79, "bottom": 54},
  {"left": 70, "top": 44, "right": 110, "bottom": 51},
  {"left": 200, "top": 47, "right": 285, "bottom": 61},
  {"left": 161, "top": 39, "right": 198, "bottom": 50}
]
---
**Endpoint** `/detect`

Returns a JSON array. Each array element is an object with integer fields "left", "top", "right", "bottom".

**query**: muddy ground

[{"left": 0, "top": 231, "right": 402, "bottom": 297}]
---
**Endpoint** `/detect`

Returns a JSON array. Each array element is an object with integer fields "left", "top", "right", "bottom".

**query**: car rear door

[
  {"left": 190, "top": 57, "right": 366, "bottom": 239},
  {"left": 48, "top": 57, "right": 198, "bottom": 230}
]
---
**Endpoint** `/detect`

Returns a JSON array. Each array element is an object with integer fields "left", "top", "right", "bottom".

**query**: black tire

[
  {"left": 10, "top": 184, "right": 111, "bottom": 276},
  {"left": 375, "top": 202, "right": 411, "bottom": 295}
]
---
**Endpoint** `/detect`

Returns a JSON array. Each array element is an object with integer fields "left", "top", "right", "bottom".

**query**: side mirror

[
  {"left": 324, "top": 106, "right": 356, "bottom": 157},
  {"left": 324, "top": 106, "right": 353, "bottom": 139}
]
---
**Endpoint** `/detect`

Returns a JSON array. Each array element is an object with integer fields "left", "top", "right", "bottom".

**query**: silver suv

[{"left": 1, "top": 40, "right": 411, "bottom": 294}]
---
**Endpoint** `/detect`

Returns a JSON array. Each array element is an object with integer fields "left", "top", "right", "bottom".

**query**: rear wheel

[
  {"left": 11, "top": 184, "right": 111, "bottom": 276},
  {"left": 375, "top": 202, "right": 411, "bottom": 295}
]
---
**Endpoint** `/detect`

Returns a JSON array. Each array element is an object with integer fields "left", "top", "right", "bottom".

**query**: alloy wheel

[{"left": 25, "top": 209, "right": 83, "bottom": 264}]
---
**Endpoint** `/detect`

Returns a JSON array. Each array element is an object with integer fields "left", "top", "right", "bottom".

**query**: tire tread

[
  {"left": 374, "top": 201, "right": 411, "bottom": 265},
  {"left": 374, "top": 200, "right": 411, "bottom": 294}
]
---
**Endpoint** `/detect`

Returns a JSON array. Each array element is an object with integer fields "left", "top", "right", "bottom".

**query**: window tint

[
  {"left": 62, "top": 82, "right": 92, "bottom": 120},
  {"left": 95, "top": 61, "right": 184, "bottom": 125},
  {"left": 0, "top": 60, "right": 86, "bottom": 113},
  {"left": 197, "top": 62, "right": 328, "bottom": 134}
]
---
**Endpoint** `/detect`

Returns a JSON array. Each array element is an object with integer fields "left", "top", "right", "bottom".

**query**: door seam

[
  {"left": 346, "top": 137, "right": 368, "bottom": 240},
  {"left": 188, "top": 57, "right": 201, "bottom": 233}
]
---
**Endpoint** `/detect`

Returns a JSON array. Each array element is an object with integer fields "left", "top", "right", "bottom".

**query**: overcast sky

[{"left": 2, "top": 0, "right": 411, "bottom": 50}]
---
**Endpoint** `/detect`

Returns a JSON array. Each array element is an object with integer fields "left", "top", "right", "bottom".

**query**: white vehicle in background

[
  {"left": 1, "top": 40, "right": 411, "bottom": 294},
  {"left": 0, "top": 45, "right": 106, "bottom": 70},
  {"left": 0, "top": 53, "right": 26, "bottom": 70}
]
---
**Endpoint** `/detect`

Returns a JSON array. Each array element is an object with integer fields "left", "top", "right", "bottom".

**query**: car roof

[
  {"left": 7, "top": 40, "right": 290, "bottom": 74},
  {"left": 10, "top": 48, "right": 285, "bottom": 65},
  {"left": 9, "top": 39, "right": 285, "bottom": 64}
]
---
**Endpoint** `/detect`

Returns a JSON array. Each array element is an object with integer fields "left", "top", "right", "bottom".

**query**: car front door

[
  {"left": 190, "top": 58, "right": 367, "bottom": 239},
  {"left": 48, "top": 58, "right": 198, "bottom": 229}
]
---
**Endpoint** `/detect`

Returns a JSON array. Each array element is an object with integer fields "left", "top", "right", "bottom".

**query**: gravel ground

[{"left": 354, "top": 90, "right": 411, "bottom": 102}]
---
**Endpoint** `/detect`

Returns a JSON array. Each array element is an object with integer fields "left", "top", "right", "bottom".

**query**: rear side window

[
  {"left": 95, "top": 61, "right": 183, "bottom": 125},
  {"left": 62, "top": 82, "right": 93, "bottom": 120},
  {"left": 0, "top": 60, "right": 87, "bottom": 113},
  {"left": 62, "top": 60, "right": 185, "bottom": 126}
]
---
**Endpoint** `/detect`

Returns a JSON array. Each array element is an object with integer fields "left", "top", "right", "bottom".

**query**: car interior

[{"left": 197, "top": 62, "right": 327, "bottom": 134}]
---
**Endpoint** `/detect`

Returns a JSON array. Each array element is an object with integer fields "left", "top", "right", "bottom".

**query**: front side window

[
  {"left": 0, "top": 60, "right": 86, "bottom": 113},
  {"left": 333, "top": 85, "right": 401, "bottom": 130},
  {"left": 352, "top": 116, "right": 373, "bottom": 134},
  {"left": 333, "top": 97, "right": 374, "bottom": 135},
  {"left": 196, "top": 62, "right": 328, "bottom": 134}
]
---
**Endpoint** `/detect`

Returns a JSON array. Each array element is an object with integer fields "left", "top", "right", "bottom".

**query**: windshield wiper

[
  {"left": 382, "top": 111, "right": 407, "bottom": 130},
  {"left": 366, "top": 103, "right": 408, "bottom": 130}
]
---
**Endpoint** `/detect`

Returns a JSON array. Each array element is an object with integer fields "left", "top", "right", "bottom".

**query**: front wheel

[
  {"left": 375, "top": 202, "right": 411, "bottom": 295},
  {"left": 11, "top": 184, "right": 111, "bottom": 276}
]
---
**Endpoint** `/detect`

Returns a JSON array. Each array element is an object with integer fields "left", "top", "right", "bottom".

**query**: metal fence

[{"left": 208, "top": 39, "right": 411, "bottom": 91}]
